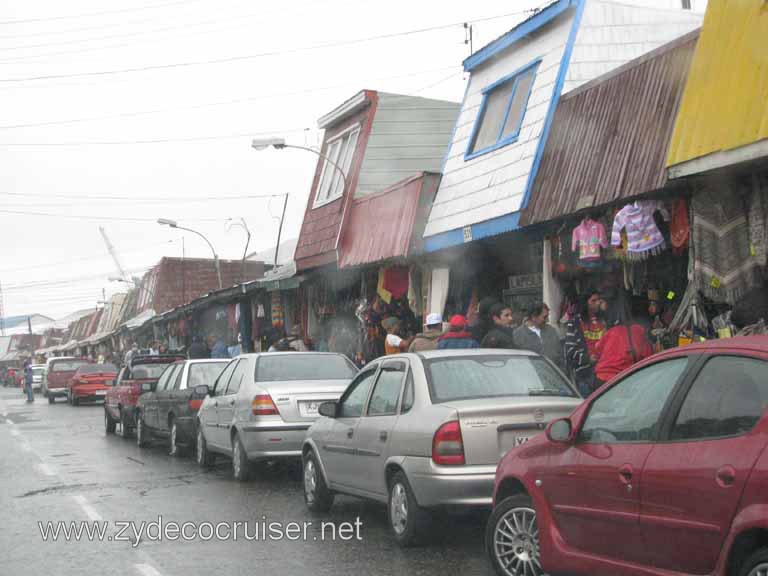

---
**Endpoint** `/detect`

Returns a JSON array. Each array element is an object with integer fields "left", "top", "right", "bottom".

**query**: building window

[
  {"left": 465, "top": 59, "right": 540, "bottom": 160},
  {"left": 314, "top": 124, "right": 360, "bottom": 207}
]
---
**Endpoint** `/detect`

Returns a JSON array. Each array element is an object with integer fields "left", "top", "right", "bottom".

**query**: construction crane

[{"left": 99, "top": 227, "right": 127, "bottom": 281}]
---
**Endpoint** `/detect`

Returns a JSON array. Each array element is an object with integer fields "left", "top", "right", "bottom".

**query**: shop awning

[
  {"left": 256, "top": 261, "right": 303, "bottom": 292},
  {"left": 121, "top": 309, "right": 156, "bottom": 330},
  {"left": 338, "top": 172, "right": 440, "bottom": 268}
]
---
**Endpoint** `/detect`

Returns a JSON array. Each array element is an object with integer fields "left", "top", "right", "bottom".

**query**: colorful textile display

[
  {"left": 377, "top": 268, "right": 392, "bottom": 304},
  {"left": 611, "top": 201, "right": 667, "bottom": 259},
  {"left": 670, "top": 198, "right": 690, "bottom": 255},
  {"left": 692, "top": 187, "right": 762, "bottom": 305},
  {"left": 382, "top": 266, "right": 409, "bottom": 300},
  {"left": 572, "top": 218, "right": 608, "bottom": 261},
  {"left": 748, "top": 172, "right": 768, "bottom": 267}
]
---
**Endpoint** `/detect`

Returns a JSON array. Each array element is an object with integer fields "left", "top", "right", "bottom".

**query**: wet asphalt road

[{"left": 0, "top": 387, "right": 493, "bottom": 576}]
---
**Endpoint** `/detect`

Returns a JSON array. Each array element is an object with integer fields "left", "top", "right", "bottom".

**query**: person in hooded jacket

[
  {"left": 408, "top": 313, "right": 444, "bottom": 352},
  {"left": 481, "top": 303, "right": 517, "bottom": 349},
  {"left": 469, "top": 297, "right": 499, "bottom": 344},
  {"left": 437, "top": 315, "right": 480, "bottom": 349}
]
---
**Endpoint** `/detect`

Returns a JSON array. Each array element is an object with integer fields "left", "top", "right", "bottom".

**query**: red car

[
  {"left": 487, "top": 336, "right": 768, "bottom": 576},
  {"left": 66, "top": 363, "right": 118, "bottom": 406}
]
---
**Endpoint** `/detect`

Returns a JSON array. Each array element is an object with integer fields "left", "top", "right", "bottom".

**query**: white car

[{"left": 30, "top": 364, "right": 46, "bottom": 392}]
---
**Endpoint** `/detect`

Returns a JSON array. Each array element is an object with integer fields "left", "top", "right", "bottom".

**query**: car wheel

[
  {"left": 168, "top": 418, "right": 179, "bottom": 457},
  {"left": 120, "top": 409, "right": 133, "bottom": 437},
  {"left": 388, "top": 471, "right": 431, "bottom": 547},
  {"left": 48, "top": 395, "right": 54, "bottom": 404},
  {"left": 486, "top": 494, "right": 543, "bottom": 576},
  {"left": 43, "top": 388, "right": 48, "bottom": 398},
  {"left": 136, "top": 413, "right": 148, "bottom": 448},
  {"left": 739, "top": 548, "right": 768, "bottom": 576},
  {"left": 196, "top": 425, "right": 215, "bottom": 469},
  {"left": 72, "top": 394, "right": 80, "bottom": 407},
  {"left": 232, "top": 432, "right": 251, "bottom": 481},
  {"left": 105, "top": 409, "right": 117, "bottom": 435},
  {"left": 303, "top": 451, "right": 334, "bottom": 513}
]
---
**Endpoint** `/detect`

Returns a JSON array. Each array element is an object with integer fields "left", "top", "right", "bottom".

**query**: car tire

[
  {"left": 232, "top": 432, "right": 251, "bottom": 482},
  {"left": 48, "top": 395, "right": 54, "bottom": 404},
  {"left": 486, "top": 494, "right": 543, "bottom": 576},
  {"left": 120, "top": 408, "right": 133, "bottom": 437},
  {"left": 72, "top": 394, "right": 80, "bottom": 407},
  {"left": 196, "top": 425, "right": 215, "bottom": 469},
  {"left": 388, "top": 471, "right": 432, "bottom": 547},
  {"left": 136, "top": 413, "right": 148, "bottom": 448},
  {"left": 303, "top": 451, "right": 334, "bottom": 513},
  {"left": 105, "top": 409, "right": 117, "bottom": 435},
  {"left": 168, "top": 418, "right": 179, "bottom": 457},
  {"left": 738, "top": 547, "right": 768, "bottom": 576}
]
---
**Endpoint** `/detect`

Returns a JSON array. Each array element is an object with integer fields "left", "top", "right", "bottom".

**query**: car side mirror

[
  {"left": 318, "top": 401, "right": 337, "bottom": 418},
  {"left": 546, "top": 418, "right": 573, "bottom": 443},
  {"left": 141, "top": 382, "right": 154, "bottom": 393},
  {"left": 194, "top": 385, "right": 209, "bottom": 396}
]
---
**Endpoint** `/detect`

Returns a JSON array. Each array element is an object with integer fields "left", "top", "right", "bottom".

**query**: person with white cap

[{"left": 408, "top": 312, "right": 444, "bottom": 353}]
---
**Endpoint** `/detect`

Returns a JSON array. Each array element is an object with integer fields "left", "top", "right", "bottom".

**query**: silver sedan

[
  {"left": 196, "top": 352, "right": 358, "bottom": 480},
  {"left": 301, "top": 349, "right": 582, "bottom": 546}
]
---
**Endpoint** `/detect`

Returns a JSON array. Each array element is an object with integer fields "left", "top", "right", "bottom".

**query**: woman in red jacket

[{"left": 594, "top": 295, "right": 653, "bottom": 386}]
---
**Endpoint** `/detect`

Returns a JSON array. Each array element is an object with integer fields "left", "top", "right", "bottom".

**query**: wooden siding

[{"left": 522, "top": 32, "right": 697, "bottom": 225}]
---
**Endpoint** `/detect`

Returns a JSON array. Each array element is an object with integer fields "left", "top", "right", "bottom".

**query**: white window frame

[{"left": 312, "top": 123, "right": 361, "bottom": 209}]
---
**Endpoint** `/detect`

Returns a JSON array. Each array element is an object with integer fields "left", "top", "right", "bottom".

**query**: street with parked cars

[{"left": 5, "top": 338, "right": 768, "bottom": 576}]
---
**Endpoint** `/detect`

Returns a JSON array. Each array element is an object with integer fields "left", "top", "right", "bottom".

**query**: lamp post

[
  {"left": 251, "top": 137, "right": 350, "bottom": 266},
  {"left": 227, "top": 217, "right": 252, "bottom": 283},
  {"left": 157, "top": 219, "right": 222, "bottom": 290}
]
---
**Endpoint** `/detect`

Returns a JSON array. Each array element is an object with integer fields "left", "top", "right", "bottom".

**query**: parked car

[
  {"left": 104, "top": 354, "right": 185, "bottom": 435},
  {"left": 486, "top": 336, "right": 768, "bottom": 576},
  {"left": 135, "top": 359, "right": 228, "bottom": 455},
  {"left": 196, "top": 352, "right": 359, "bottom": 480},
  {"left": 43, "top": 357, "right": 94, "bottom": 403},
  {"left": 66, "top": 363, "right": 118, "bottom": 406},
  {"left": 30, "top": 364, "right": 46, "bottom": 392},
  {"left": 302, "top": 349, "right": 581, "bottom": 546}
]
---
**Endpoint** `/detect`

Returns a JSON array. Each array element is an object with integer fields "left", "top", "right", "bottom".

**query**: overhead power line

[
  {"left": 0, "top": 9, "right": 537, "bottom": 84},
  {"left": 0, "top": 130, "right": 307, "bottom": 147},
  {"left": 0, "top": 0, "right": 206, "bottom": 26},
  {"left": 0, "top": 191, "right": 287, "bottom": 202}
]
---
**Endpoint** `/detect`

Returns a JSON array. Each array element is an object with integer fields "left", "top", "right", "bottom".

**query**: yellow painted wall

[{"left": 667, "top": 0, "right": 768, "bottom": 167}]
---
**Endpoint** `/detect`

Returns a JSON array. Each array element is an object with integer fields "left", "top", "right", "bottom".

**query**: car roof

[
  {"left": 414, "top": 348, "right": 540, "bottom": 360},
  {"left": 653, "top": 335, "right": 768, "bottom": 358},
  {"left": 184, "top": 359, "right": 229, "bottom": 364},
  {"left": 237, "top": 352, "right": 350, "bottom": 359}
]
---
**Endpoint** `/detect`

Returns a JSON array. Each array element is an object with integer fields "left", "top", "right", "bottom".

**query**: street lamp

[
  {"left": 157, "top": 219, "right": 222, "bottom": 290},
  {"left": 251, "top": 137, "right": 350, "bottom": 267}
]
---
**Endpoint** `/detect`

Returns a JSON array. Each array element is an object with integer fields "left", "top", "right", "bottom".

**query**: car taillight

[
  {"left": 432, "top": 420, "right": 465, "bottom": 466},
  {"left": 252, "top": 394, "right": 278, "bottom": 416},
  {"left": 188, "top": 399, "right": 203, "bottom": 411}
]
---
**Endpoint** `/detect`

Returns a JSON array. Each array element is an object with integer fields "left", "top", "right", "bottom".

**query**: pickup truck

[
  {"left": 104, "top": 355, "right": 185, "bottom": 436},
  {"left": 44, "top": 357, "right": 94, "bottom": 403}
]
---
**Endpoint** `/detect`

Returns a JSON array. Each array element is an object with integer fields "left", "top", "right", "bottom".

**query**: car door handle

[
  {"left": 346, "top": 427, "right": 354, "bottom": 438},
  {"left": 716, "top": 466, "right": 736, "bottom": 488},
  {"left": 619, "top": 464, "right": 633, "bottom": 484},
  {"left": 379, "top": 431, "right": 388, "bottom": 441},
  {"left": 228, "top": 399, "right": 235, "bottom": 406}
]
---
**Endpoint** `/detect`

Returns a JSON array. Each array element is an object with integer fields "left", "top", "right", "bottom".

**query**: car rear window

[
  {"left": 51, "top": 360, "right": 90, "bottom": 372},
  {"left": 77, "top": 364, "right": 117, "bottom": 374},
  {"left": 255, "top": 355, "right": 358, "bottom": 382},
  {"left": 424, "top": 355, "right": 577, "bottom": 403},
  {"left": 130, "top": 364, "right": 170, "bottom": 379},
  {"left": 187, "top": 362, "right": 227, "bottom": 389}
]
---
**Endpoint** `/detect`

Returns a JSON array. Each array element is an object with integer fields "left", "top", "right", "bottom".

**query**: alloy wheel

[
  {"left": 390, "top": 482, "right": 409, "bottom": 535},
  {"left": 196, "top": 429, "right": 204, "bottom": 464},
  {"left": 169, "top": 422, "right": 178, "bottom": 456},
  {"left": 233, "top": 440, "right": 241, "bottom": 477},
  {"left": 304, "top": 459, "right": 317, "bottom": 503},
  {"left": 749, "top": 564, "right": 768, "bottom": 576},
  {"left": 492, "top": 506, "right": 542, "bottom": 576}
]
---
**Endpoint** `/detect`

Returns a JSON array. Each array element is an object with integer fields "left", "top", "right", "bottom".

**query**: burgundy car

[{"left": 487, "top": 336, "right": 768, "bottom": 576}]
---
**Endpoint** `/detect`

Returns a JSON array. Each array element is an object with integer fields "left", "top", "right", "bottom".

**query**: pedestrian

[
  {"left": 188, "top": 335, "right": 210, "bottom": 359},
  {"left": 408, "top": 313, "right": 444, "bottom": 352},
  {"left": 149, "top": 340, "right": 160, "bottom": 356},
  {"left": 594, "top": 293, "right": 653, "bottom": 387},
  {"left": 158, "top": 342, "right": 168, "bottom": 354},
  {"left": 437, "top": 315, "right": 480, "bottom": 349},
  {"left": 470, "top": 297, "right": 499, "bottom": 344},
  {"left": 564, "top": 290, "right": 607, "bottom": 396},
  {"left": 481, "top": 303, "right": 517, "bottom": 349},
  {"left": 209, "top": 335, "right": 229, "bottom": 358},
  {"left": 24, "top": 359, "right": 34, "bottom": 403},
  {"left": 381, "top": 317, "right": 412, "bottom": 355},
  {"left": 285, "top": 325, "right": 308, "bottom": 352},
  {"left": 513, "top": 301, "right": 564, "bottom": 371},
  {"left": 124, "top": 342, "right": 138, "bottom": 367}
]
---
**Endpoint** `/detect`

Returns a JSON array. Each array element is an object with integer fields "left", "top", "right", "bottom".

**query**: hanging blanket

[{"left": 692, "top": 186, "right": 761, "bottom": 305}]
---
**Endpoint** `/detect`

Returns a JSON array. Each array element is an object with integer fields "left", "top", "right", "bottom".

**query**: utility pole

[
  {"left": 27, "top": 315, "right": 32, "bottom": 335},
  {"left": 274, "top": 194, "right": 288, "bottom": 270},
  {"left": 0, "top": 280, "right": 5, "bottom": 336}
]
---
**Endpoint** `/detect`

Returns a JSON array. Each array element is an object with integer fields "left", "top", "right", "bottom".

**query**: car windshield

[
  {"left": 188, "top": 362, "right": 227, "bottom": 388},
  {"left": 424, "top": 355, "right": 577, "bottom": 403},
  {"left": 51, "top": 360, "right": 90, "bottom": 372},
  {"left": 77, "top": 364, "right": 117, "bottom": 374},
  {"left": 32, "top": 368, "right": 45, "bottom": 375},
  {"left": 255, "top": 355, "right": 358, "bottom": 382},
  {"left": 130, "top": 363, "right": 171, "bottom": 379}
]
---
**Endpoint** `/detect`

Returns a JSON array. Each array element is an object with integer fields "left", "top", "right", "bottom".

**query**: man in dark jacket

[
  {"left": 470, "top": 297, "right": 499, "bottom": 344},
  {"left": 564, "top": 291, "right": 606, "bottom": 396},
  {"left": 481, "top": 303, "right": 517, "bottom": 349},
  {"left": 437, "top": 315, "right": 480, "bottom": 350},
  {"left": 188, "top": 335, "right": 210, "bottom": 359},
  {"left": 513, "top": 301, "right": 564, "bottom": 371}
]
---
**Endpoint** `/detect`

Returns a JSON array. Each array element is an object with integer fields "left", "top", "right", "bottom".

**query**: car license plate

[
  {"left": 514, "top": 436, "right": 531, "bottom": 447},
  {"left": 299, "top": 401, "right": 323, "bottom": 417},
  {"left": 95, "top": 390, "right": 107, "bottom": 396}
]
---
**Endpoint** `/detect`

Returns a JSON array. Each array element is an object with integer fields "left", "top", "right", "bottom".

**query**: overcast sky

[{"left": 0, "top": 0, "right": 706, "bottom": 320}]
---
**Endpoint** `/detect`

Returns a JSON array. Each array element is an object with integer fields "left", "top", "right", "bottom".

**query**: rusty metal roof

[{"left": 522, "top": 30, "right": 698, "bottom": 226}]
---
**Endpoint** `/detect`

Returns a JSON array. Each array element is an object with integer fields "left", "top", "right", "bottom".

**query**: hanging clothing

[
  {"left": 572, "top": 218, "right": 608, "bottom": 261},
  {"left": 611, "top": 201, "right": 666, "bottom": 259},
  {"left": 748, "top": 175, "right": 768, "bottom": 267},
  {"left": 670, "top": 198, "right": 690, "bottom": 255},
  {"left": 383, "top": 266, "right": 409, "bottom": 300},
  {"left": 377, "top": 268, "right": 392, "bottom": 304}
]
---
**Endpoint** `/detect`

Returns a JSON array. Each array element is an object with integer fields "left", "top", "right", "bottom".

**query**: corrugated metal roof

[
  {"left": 522, "top": 30, "right": 697, "bottom": 225},
  {"left": 667, "top": 0, "right": 768, "bottom": 169},
  {"left": 338, "top": 173, "right": 439, "bottom": 268}
]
